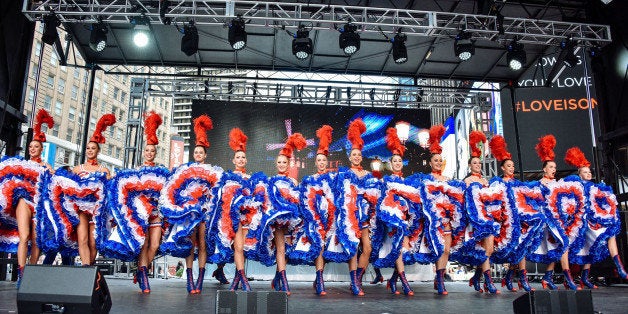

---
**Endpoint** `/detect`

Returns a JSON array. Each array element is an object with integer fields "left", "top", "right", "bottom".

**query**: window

[
  {"left": 73, "top": 68, "right": 80, "bottom": 79},
  {"left": 109, "top": 126, "right": 114, "bottom": 137},
  {"left": 50, "top": 52, "right": 58, "bottom": 66},
  {"left": 122, "top": 76, "right": 127, "bottom": 84},
  {"left": 78, "top": 112, "right": 84, "bottom": 125},
  {"left": 57, "top": 78, "right": 65, "bottom": 94},
  {"left": 113, "top": 87, "right": 119, "bottom": 100},
  {"left": 120, "top": 91, "right": 127, "bottom": 103},
  {"left": 43, "top": 95, "right": 52, "bottom": 110},
  {"left": 27, "top": 88, "right": 35, "bottom": 103},
  {"left": 115, "top": 147, "right": 121, "bottom": 159},
  {"left": 31, "top": 63, "right": 39, "bottom": 78},
  {"left": 47, "top": 75, "right": 54, "bottom": 87},
  {"left": 94, "top": 77, "right": 100, "bottom": 90},
  {"left": 62, "top": 149, "right": 72, "bottom": 165},
  {"left": 81, "top": 91, "right": 87, "bottom": 104},
  {"left": 107, "top": 145, "right": 112, "bottom": 155},
  {"left": 34, "top": 41, "right": 41, "bottom": 56},
  {"left": 71, "top": 85, "right": 78, "bottom": 100},
  {"left": 66, "top": 128, "right": 73, "bottom": 142},
  {"left": 102, "top": 82, "right": 108, "bottom": 95},
  {"left": 93, "top": 97, "right": 99, "bottom": 110},
  {"left": 116, "top": 128, "right": 122, "bottom": 140},
  {"left": 68, "top": 107, "right": 75, "bottom": 121},
  {"left": 90, "top": 117, "right": 96, "bottom": 130},
  {"left": 55, "top": 100, "right": 62, "bottom": 115},
  {"left": 60, "top": 65, "right": 66, "bottom": 72},
  {"left": 52, "top": 125, "right": 59, "bottom": 137}
]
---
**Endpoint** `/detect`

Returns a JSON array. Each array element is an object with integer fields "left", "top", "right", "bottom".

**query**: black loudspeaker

[
  {"left": 216, "top": 290, "right": 288, "bottom": 314},
  {"left": 513, "top": 290, "right": 594, "bottom": 314},
  {"left": 17, "top": 265, "right": 112, "bottom": 313}
]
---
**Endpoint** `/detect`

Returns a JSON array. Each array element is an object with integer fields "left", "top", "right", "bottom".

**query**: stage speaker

[
  {"left": 216, "top": 290, "right": 288, "bottom": 314},
  {"left": 513, "top": 290, "right": 593, "bottom": 314},
  {"left": 17, "top": 265, "right": 111, "bottom": 313}
]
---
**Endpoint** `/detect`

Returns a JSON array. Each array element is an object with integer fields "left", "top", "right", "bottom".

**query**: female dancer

[
  {"left": 534, "top": 135, "right": 580, "bottom": 290},
  {"left": 464, "top": 131, "right": 501, "bottom": 294},
  {"left": 227, "top": 127, "right": 253, "bottom": 291},
  {"left": 564, "top": 147, "right": 628, "bottom": 288},
  {"left": 72, "top": 113, "right": 115, "bottom": 266},
  {"left": 489, "top": 135, "right": 536, "bottom": 292},
  {"left": 15, "top": 109, "right": 54, "bottom": 286},
  {"left": 135, "top": 112, "right": 165, "bottom": 293}
]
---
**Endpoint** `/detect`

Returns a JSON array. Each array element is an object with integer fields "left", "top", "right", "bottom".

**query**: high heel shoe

[
  {"left": 140, "top": 266, "right": 151, "bottom": 293},
  {"left": 398, "top": 271, "right": 414, "bottom": 296},
  {"left": 195, "top": 267, "right": 205, "bottom": 293},
  {"left": 212, "top": 266, "right": 229, "bottom": 284},
  {"left": 517, "top": 269, "right": 534, "bottom": 292},
  {"left": 134, "top": 267, "right": 145, "bottom": 293},
  {"left": 469, "top": 268, "right": 483, "bottom": 293},
  {"left": 483, "top": 270, "right": 501, "bottom": 294},
  {"left": 350, "top": 270, "right": 364, "bottom": 296},
  {"left": 271, "top": 271, "right": 282, "bottom": 291},
  {"left": 562, "top": 269, "right": 582, "bottom": 290},
  {"left": 16, "top": 266, "right": 24, "bottom": 290},
  {"left": 229, "top": 269, "right": 241, "bottom": 291},
  {"left": 580, "top": 269, "right": 598, "bottom": 289},
  {"left": 239, "top": 269, "right": 252, "bottom": 291},
  {"left": 314, "top": 269, "right": 326, "bottom": 296},
  {"left": 502, "top": 268, "right": 517, "bottom": 292},
  {"left": 434, "top": 269, "right": 448, "bottom": 295},
  {"left": 613, "top": 255, "right": 628, "bottom": 279},
  {"left": 279, "top": 270, "right": 290, "bottom": 296},
  {"left": 370, "top": 267, "right": 384, "bottom": 284},
  {"left": 186, "top": 268, "right": 197, "bottom": 294},
  {"left": 541, "top": 270, "right": 558, "bottom": 290},
  {"left": 387, "top": 270, "right": 399, "bottom": 295},
  {"left": 356, "top": 267, "right": 365, "bottom": 289}
]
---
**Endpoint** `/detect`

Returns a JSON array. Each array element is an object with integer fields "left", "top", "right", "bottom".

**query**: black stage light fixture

[
  {"left": 42, "top": 14, "right": 61, "bottom": 45},
  {"left": 292, "top": 26, "right": 313, "bottom": 60},
  {"left": 507, "top": 40, "right": 526, "bottom": 71},
  {"left": 89, "top": 22, "right": 108, "bottom": 52},
  {"left": 339, "top": 23, "right": 360, "bottom": 55},
  {"left": 391, "top": 32, "right": 408, "bottom": 64},
  {"left": 454, "top": 31, "right": 474, "bottom": 61},
  {"left": 181, "top": 21, "right": 199, "bottom": 56},
  {"left": 229, "top": 16, "right": 247, "bottom": 51},
  {"left": 560, "top": 40, "right": 578, "bottom": 68}
]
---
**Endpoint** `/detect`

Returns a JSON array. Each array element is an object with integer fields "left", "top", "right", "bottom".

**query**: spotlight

[
  {"left": 89, "top": 23, "right": 108, "bottom": 52},
  {"left": 454, "top": 31, "right": 474, "bottom": 61},
  {"left": 229, "top": 16, "right": 247, "bottom": 50},
  {"left": 181, "top": 21, "right": 199, "bottom": 56},
  {"left": 42, "top": 14, "right": 61, "bottom": 45},
  {"left": 339, "top": 23, "right": 360, "bottom": 55},
  {"left": 133, "top": 25, "right": 149, "bottom": 47},
  {"left": 292, "top": 26, "right": 313, "bottom": 60},
  {"left": 391, "top": 32, "right": 408, "bottom": 64},
  {"left": 507, "top": 40, "right": 526, "bottom": 71},
  {"left": 560, "top": 40, "right": 578, "bottom": 68}
]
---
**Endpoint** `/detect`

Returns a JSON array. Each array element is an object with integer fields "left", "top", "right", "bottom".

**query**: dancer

[
  {"left": 533, "top": 135, "right": 580, "bottom": 290},
  {"left": 73, "top": 113, "right": 115, "bottom": 266},
  {"left": 463, "top": 131, "right": 501, "bottom": 294},
  {"left": 564, "top": 147, "right": 628, "bottom": 288}
]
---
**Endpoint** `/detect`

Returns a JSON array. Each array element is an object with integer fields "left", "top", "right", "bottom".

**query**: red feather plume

[
  {"left": 90, "top": 113, "right": 116, "bottom": 144},
  {"left": 193, "top": 115, "right": 213, "bottom": 148},
  {"left": 565, "top": 147, "right": 590, "bottom": 168},
  {"left": 280, "top": 133, "right": 307, "bottom": 157},
  {"left": 316, "top": 125, "right": 333, "bottom": 156},
  {"left": 347, "top": 118, "right": 367, "bottom": 150},
  {"left": 469, "top": 131, "right": 487, "bottom": 158},
  {"left": 229, "top": 128, "right": 248, "bottom": 152},
  {"left": 489, "top": 135, "right": 512, "bottom": 162},
  {"left": 428, "top": 124, "right": 446, "bottom": 154},
  {"left": 144, "top": 111, "right": 163, "bottom": 145},
  {"left": 33, "top": 109, "right": 54, "bottom": 143},
  {"left": 386, "top": 127, "right": 406, "bottom": 157},
  {"left": 535, "top": 134, "right": 556, "bottom": 162}
]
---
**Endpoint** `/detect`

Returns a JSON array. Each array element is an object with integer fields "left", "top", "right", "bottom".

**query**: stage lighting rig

[
  {"left": 454, "top": 31, "right": 474, "bottom": 61},
  {"left": 291, "top": 25, "right": 313, "bottom": 60},
  {"left": 180, "top": 21, "right": 199, "bottom": 56},
  {"left": 506, "top": 40, "right": 526, "bottom": 71},
  {"left": 42, "top": 13, "right": 61, "bottom": 45},
  {"left": 229, "top": 16, "right": 247, "bottom": 51},
  {"left": 89, "top": 22, "right": 108, "bottom": 52},
  {"left": 130, "top": 7, "right": 151, "bottom": 48},
  {"left": 338, "top": 22, "right": 360, "bottom": 55},
  {"left": 391, "top": 31, "right": 408, "bottom": 64},
  {"left": 560, "top": 39, "right": 578, "bottom": 68}
]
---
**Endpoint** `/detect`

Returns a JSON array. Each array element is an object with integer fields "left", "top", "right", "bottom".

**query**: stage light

[
  {"left": 507, "top": 40, "right": 526, "bottom": 71},
  {"left": 89, "top": 23, "right": 108, "bottom": 52},
  {"left": 42, "top": 14, "right": 61, "bottom": 45},
  {"left": 181, "top": 21, "right": 199, "bottom": 56},
  {"left": 391, "top": 32, "right": 408, "bottom": 64},
  {"left": 560, "top": 40, "right": 578, "bottom": 68},
  {"left": 370, "top": 157, "right": 383, "bottom": 172},
  {"left": 229, "top": 16, "right": 247, "bottom": 51},
  {"left": 339, "top": 23, "right": 360, "bottom": 55},
  {"left": 454, "top": 31, "right": 474, "bottom": 61},
  {"left": 133, "top": 25, "right": 149, "bottom": 47},
  {"left": 292, "top": 26, "right": 313, "bottom": 60},
  {"left": 395, "top": 121, "right": 410, "bottom": 143}
]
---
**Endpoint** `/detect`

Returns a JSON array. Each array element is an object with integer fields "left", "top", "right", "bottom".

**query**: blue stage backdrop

[{"left": 191, "top": 100, "right": 431, "bottom": 180}]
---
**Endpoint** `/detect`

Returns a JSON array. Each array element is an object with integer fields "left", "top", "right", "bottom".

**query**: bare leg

[
  {"left": 274, "top": 227, "right": 286, "bottom": 271},
  {"left": 234, "top": 224, "right": 247, "bottom": 270},
  {"left": 395, "top": 236, "right": 409, "bottom": 273},
  {"left": 559, "top": 251, "right": 570, "bottom": 270},
  {"left": 315, "top": 251, "right": 325, "bottom": 271},
  {"left": 546, "top": 262, "right": 555, "bottom": 271},
  {"left": 481, "top": 235, "right": 495, "bottom": 272},
  {"left": 197, "top": 222, "right": 207, "bottom": 267},
  {"left": 185, "top": 227, "right": 198, "bottom": 268},
  {"left": 436, "top": 233, "right": 452, "bottom": 270},
  {"left": 348, "top": 255, "right": 357, "bottom": 271},
  {"left": 608, "top": 237, "right": 619, "bottom": 257},
  {"left": 77, "top": 213, "right": 91, "bottom": 265},
  {"left": 357, "top": 229, "right": 372, "bottom": 269},
  {"left": 28, "top": 220, "right": 40, "bottom": 264},
  {"left": 16, "top": 199, "right": 33, "bottom": 268},
  {"left": 146, "top": 221, "right": 162, "bottom": 266},
  {"left": 89, "top": 223, "right": 97, "bottom": 264}
]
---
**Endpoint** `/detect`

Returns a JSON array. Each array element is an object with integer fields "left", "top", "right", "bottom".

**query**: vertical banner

[
  {"left": 41, "top": 142, "right": 56, "bottom": 167},
  {"left": 169, "top": 136, "right": 185, "bottom": 169}
]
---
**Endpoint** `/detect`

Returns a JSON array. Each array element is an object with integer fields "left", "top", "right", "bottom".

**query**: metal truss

[
  {"left": 144, "top": 77, "right": 492, "bottom": 110},
  {"left": 23, "top": 0, "right": 611, "bottom": 46}
]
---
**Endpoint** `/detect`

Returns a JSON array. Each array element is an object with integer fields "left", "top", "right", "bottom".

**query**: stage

[{"left": 1, "top": 277, "right": 627, "bottom": 313}]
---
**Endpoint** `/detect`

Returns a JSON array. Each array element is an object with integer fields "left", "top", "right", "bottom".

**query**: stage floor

[{"left": 1, "top": 278, "right": 627, "bottom": 313}]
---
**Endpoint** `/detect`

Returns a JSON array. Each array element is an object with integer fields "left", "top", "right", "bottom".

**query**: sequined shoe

[
  {"left": 212, "top": 266, "right": 229, "bottom": 284},
  {"left": 186, "top": 268, "right": 197, "bottom": 294},
  {"left": 541, "top": 270, "right": 558, "bottom": 290},
  {"left": 580, "top": 269, "right": 598, "bottom": 289},
  {"left": 229, "top": 269, "right": 241, "bottom": 291},
  {"left": 469, "top": 268, "right": 483, "bottom": 293},
  {"left": 314, "top": 269, "right": 326, "bottom": 296},
  {"left": 517, "top": 269, "right": 534, "bottom": 292},
  {"left": 483, "top": 270, "right": 501, "bottom": 294},
  {"left": 562, "top": 269, "right": 582, "bottom": 290},
  {"left": 398, "top": 271, "right": 414, "bottom": 296},
  {"left": 501, "top": 268, "right": 517, "bottom": 292},
  {"left": 613, "top": 255, "right": 628, "bottom": 279},
  {"left": 350, "top": 270, "right": 364, "bottom": 296},
  {"left": 387, "top": 270, "right": 399, "bottom": 295},
  {"left": 370, "top": 267, "right": 384, "bottom": 284},
  {"left": 434, "top": 269, "right": 448, "bottom": 295}
]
